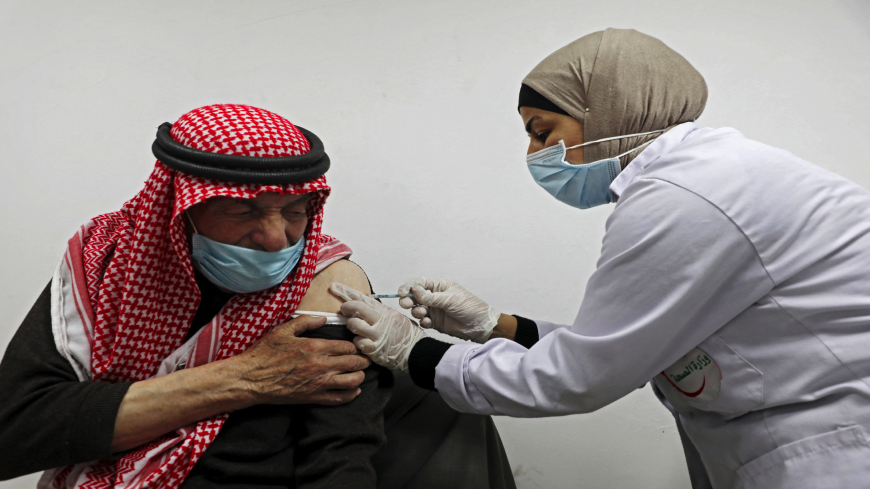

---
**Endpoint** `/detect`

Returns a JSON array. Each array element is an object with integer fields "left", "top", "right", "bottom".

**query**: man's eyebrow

[
  {"left": 227, "top": 199, "right": 256, "bottom": 208},
  {"left": 250, "top": 195, "right": 311, "bottom": 210},
  {"left": 524, "top": 116, "right": 540, "bottom": 134},
  {"left": 284, "top": 195, "right": 311, "bottom": 206}
]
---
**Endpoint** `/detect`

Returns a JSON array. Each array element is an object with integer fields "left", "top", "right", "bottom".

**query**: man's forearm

[
  {"left": 112, "top": 317, "right": 369, "bottom": 452},
  {"left": 112, "top": 356, "right": 252, "bottom": 452}
]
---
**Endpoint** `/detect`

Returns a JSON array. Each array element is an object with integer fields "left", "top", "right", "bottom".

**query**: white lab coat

[{"left": 434, "top": 123, "right": 870, "bottom": 488}]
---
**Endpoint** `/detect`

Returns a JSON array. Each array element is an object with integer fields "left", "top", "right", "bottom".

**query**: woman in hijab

[{"left": 331, "top": 28, "right": 870, "bottom": 488}]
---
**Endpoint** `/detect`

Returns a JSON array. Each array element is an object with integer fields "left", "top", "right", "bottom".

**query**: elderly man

[{"left": 0, "top": 105, "right": 516, "bottom": 489}]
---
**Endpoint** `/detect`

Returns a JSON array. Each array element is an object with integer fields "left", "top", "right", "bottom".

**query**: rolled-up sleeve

[{"left": 434, "top": 178, "right": 775, "bottom": 416}]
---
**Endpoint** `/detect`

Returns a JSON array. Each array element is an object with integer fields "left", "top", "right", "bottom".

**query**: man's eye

[
  {"left": 283, "top": 211, "right": 307, "bottom": 220},
  {"left": 535, "top": 131, "right": 550, "bottom": 142}
]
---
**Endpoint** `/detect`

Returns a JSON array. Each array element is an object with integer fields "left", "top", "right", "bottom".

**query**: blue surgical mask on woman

[
  {"left": 526, "top": 129, "right": 666, "bottom": 209},
  {"left": 188, "top": 218, "right": 306, "bottom": 294}
]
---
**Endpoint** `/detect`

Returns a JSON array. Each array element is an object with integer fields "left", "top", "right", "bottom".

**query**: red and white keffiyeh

[{"left": 41, "top": 105, "right": 351, "bottom": 489}]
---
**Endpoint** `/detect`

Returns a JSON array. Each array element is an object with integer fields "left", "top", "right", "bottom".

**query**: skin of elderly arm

[
  {"left": 298, "top": 259, "right": 372, "bottom": 313},
  {"left": 110, "top": 260, "right": 372, "bottom": 453}
]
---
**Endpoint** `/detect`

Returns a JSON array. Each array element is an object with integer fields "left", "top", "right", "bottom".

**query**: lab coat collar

[{"left": 610, "top": 122, "right": 698, "bottom": 198}]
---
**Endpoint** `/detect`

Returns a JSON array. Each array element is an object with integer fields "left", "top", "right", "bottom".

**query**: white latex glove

[
  {"left": 329, "top": 283, "right": 426, "bottom": 372},
  {"left": 397, "top": 277, "right": 500, "bottom": 343}
]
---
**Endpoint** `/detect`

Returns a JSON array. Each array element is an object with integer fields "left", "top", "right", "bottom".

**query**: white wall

[{"left": 1, "top": 1, "right": 869, "bottom": 487}]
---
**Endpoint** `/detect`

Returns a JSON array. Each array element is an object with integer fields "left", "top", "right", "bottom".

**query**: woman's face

[{"left": 520, "top": 106, "right": 585, "bottom": 165}]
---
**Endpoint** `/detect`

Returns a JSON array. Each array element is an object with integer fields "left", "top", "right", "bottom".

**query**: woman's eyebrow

[{"left": 524, "top": 116, "right": 541, "bottom": 134}]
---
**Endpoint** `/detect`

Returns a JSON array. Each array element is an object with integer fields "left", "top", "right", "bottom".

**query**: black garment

[
  {"left": 373, "top": 372, "right": 514, "bottom": 489},
  {"left": 0, "top": 280, "right": 517, "bottom": 489},
  {"left": 0, "top": 282, "right": 131, "bottom": 477},
  {"left": 187, "top": 271, "right": 236, "bottom": 340},
  {"left": 511, "top": 316, "right": 539, "bottom": 349},
  {"left": 184, "top": 327, "right": 391, "bottom": 489},
  {"left": 184, "top": 273, "right": 392, "bottom": 487},
  {"left": 0, "top": 278, "right": 389, "bottom": 489}
]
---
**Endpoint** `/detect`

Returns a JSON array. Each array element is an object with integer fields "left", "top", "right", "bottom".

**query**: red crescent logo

[{"left": 663, "top": 374, "right": 706, "bottom": 398}]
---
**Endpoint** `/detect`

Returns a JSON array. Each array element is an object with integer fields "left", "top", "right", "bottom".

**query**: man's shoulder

[{"left": 298, "top": 260, "right": 371, "bottom": 314}]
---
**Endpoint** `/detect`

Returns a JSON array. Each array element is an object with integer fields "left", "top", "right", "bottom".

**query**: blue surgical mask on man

[
  {"left": 526, "top": 129, "right": 666, "bottom": 209},
  {"left": 188, "top": 217, "right": 306, "bottom": 294}
]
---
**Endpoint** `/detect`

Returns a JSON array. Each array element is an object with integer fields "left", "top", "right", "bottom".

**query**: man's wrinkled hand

[{"left": 235, "top": 315, "right": 371, "bottom": 406}]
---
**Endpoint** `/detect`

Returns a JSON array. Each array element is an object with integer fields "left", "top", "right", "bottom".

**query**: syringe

[{"left": 369, "top": 293, "right": 415, "bottom": 299}]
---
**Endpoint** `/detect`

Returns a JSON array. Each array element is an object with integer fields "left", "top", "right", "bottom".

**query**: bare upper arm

[{"left": 297, "top": 260, "right": 372, "bottom": 314}]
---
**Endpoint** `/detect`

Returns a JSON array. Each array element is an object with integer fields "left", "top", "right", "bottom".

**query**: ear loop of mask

[
  {"left": 564, "top": 128, "right": 668, "bottom": 154},
  {"left": 612, "top": 138, "right": 658, "bottom": 159},
  {"left": 185, "top": 211, "right": 200, "bottom": 235}
]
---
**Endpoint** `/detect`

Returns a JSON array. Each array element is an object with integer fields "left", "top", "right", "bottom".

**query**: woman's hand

[
  {"left": 397, "top": 277, "right": 501, "bottom": 343},
  {"left": 330, "top": 283, "right": 427, "bottom": 371}
]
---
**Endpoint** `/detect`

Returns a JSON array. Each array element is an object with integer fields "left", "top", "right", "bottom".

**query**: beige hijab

[{"left": 522, "top": 28, "right": 707, "bottom": 167}]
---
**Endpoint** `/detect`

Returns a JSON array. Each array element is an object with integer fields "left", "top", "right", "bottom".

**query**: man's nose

[{"left": 253, "top": 215, "right": 289, "bottom": 252}]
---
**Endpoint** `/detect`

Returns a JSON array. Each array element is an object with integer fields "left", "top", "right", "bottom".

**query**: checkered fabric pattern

[{"left": 54, "top": 105, "right": 333, "bottom": 489}]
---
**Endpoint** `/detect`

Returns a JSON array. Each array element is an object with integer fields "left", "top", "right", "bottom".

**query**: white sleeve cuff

[
  {"left": 433, "top": 342, "right": 495, "bottom": 415},
  {"left": 532, "top": 319, "right": 570, "bottom": 339}
]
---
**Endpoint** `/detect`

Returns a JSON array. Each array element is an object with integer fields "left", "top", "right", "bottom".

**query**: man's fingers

[
  {"left": 274, "top": 315, "right": 328, "bottom": 337},
  {"left": 340, "top": 301, "right": 382, "bottom": 325},
  {"left": 315, "top": 338, "right": 359, "bottom": 356},
  {"left": 420, "top": 317, "right": 432, "bottom": 328},
  {"left": 324, "top": 351, "right": 371, "bottom": 371},
  {"left": 329, "top": 371, "right": 366, "bottom": 390},
  {"left": 309, "top": 388, "right": 362, "bottom": 406}
]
